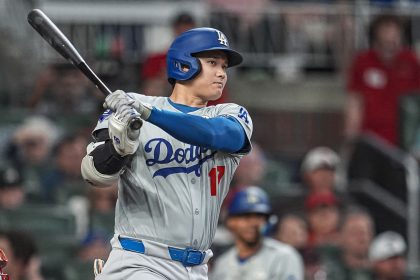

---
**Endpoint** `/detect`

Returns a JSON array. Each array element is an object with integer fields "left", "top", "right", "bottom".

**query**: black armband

[{"left": 90, "top": 129, "right": 131, "bottom": 175}]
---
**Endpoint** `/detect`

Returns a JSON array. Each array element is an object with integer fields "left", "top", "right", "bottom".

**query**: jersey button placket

[{"left": 189, "top": 173, "right": 201, "bottom": 249}]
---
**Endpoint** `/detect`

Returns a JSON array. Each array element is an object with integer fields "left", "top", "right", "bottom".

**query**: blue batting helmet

[
  {"left": 167, "top": 27, "right": 243, "bottom": 82},
  {"left": 228, "top": 186, "right": 272, "bottom": 217}
]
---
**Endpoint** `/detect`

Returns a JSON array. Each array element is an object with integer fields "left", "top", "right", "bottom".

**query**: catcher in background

[
  {"left": 81, "top": 27, "right": 252, "bottom": 280},
  {"left": 210, "top": 186, "right": 303, "bottom": 280}
]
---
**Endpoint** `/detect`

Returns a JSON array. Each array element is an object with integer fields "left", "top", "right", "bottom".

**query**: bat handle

[
  {"left": 100, "top": 86, "right": 142, "bottom": 131},
  {"left": 77, "top": 62, "right": 142, "bottom": 131},
  {"left": 122, "top": 92, "right": 143, "bottom": 132}
]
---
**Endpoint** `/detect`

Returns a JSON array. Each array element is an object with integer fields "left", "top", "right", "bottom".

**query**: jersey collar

[{"left": 167, "top": 98, "right": 202, "bottom": 113}]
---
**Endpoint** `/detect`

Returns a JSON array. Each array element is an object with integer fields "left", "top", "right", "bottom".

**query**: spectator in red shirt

[
  {"left": 345, "top": 14, "right": 420, "bottom": 146},
  {"left": 140, "top": 12, "right": 195, "bottom": 97}
]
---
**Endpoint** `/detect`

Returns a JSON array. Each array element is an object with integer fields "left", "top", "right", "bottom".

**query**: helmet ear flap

[
  {"left": 168, "top": 57, "right": 202, "bottom": 85},
  {"left": 187, "top": 57, "right": 202, "bottom": 80},
  {"left": 176, "top": 58, "right": 201, "bottom": 76},
  {"left": 167, "top": 55, "right": 201, "bottom": 82}
]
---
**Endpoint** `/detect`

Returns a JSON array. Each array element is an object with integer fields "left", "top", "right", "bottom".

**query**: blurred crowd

[{"left": 1, "top": 1, "right": 420, "bottom": 280}]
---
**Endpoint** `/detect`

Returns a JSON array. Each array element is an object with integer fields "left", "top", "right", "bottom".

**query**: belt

[{"left": 118, "top": 236, "right": 206, "bottom": 267}]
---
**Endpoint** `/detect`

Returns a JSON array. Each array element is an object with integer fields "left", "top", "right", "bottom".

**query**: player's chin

[
  {"left": 208, "top": 90, "right": 223, "bottom": 101},
  {"left": 242, "top": 234, "right": 261, "bottom": 248}
]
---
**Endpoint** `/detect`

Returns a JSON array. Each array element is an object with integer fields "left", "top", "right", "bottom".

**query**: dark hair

[
  {"left": 171, "top": 12, "right": 195, "bottom": 27},
  {"left": 0, "top": 230, "right": 37, "bottom": 266}
]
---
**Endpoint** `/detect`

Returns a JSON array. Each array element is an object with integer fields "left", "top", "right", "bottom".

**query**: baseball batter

[
  {"left": 81, "top": 27, "right": 252, "bottom": 280},
  {"left": 210, "top": 186, "right": 304, "bottom": 280}
]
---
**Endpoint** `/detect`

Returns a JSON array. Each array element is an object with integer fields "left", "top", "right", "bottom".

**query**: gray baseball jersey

[
  {"left": 210, "top": 238, "right": 304, "bottom": 280},
  {"left": 94, "top": 94, "right": 253, "bottom": 251}
]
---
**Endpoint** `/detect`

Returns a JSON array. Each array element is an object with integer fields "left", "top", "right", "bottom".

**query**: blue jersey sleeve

[{"left": 148, "top": 108, "right": 246, "bottom": 153}]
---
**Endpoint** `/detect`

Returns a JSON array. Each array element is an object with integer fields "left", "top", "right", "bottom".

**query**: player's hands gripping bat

[
  {"left": 105, "top": 90, "right": 152, "bottom": 156},
  {"left": 27, "top": 9, "right": 142, "bottom": 133},
  {"left": 103, "top": 90, "right": 152, "bottom": 120}
]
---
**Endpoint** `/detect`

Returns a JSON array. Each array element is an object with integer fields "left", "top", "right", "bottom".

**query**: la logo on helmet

[
  {"left": 247, "top": 192, "right": 259, "bottom": 204},
  {"left": 216, "top": 30, "right": 228, "bottom": 46}
]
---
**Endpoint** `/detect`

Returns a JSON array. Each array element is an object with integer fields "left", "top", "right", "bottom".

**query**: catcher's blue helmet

[
  {"left": 167, "top": 27, "right": 243, "bottom": 82},
  {"left": 228, "top": 186, "right": 272, "bottom": 217}
]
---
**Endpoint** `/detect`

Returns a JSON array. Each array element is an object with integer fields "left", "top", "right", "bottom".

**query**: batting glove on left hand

[
  {"left": 104, "top": 90, "right": 152, "bottom": 120},
  {"left": 108, "top": 105, "right": 142, "bottom": 156}
]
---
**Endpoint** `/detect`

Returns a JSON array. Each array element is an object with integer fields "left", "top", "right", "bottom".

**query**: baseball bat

[{"left": 27, "top": 9, "right": 142, "bottom": 131}]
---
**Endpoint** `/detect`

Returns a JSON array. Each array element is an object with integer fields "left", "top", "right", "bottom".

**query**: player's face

[
  {"left": 187, "top": 50, "right": 228, "bottom": 101},
  {"left": 227, "top": 213, "right": 266, "bottom": 248}
]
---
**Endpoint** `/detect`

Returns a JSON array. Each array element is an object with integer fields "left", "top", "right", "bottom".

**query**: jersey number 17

[{"left": 208, "top": 166, "right": 225, "bottom": 196}]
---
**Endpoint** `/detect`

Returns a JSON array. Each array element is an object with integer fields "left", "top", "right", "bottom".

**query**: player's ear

[{"left": 181, "top": 63, "right": 190, "bottom": 73}]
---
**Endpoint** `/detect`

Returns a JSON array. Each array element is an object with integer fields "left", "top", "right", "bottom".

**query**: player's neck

[{"left": 170, "top": 84, "right": 207, "bottom": 108}]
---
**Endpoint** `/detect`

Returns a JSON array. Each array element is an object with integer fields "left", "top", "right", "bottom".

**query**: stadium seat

[
  {"left": 63, "top": 260, "right": 95, "bottom": 280},
  {"left": 38, "top": 235, "right": 79, "bottom": 280},
  {"left": 1, "top": 203, "right": 76, "bottom": 236},
  {"left": 90, "top": 211, "right": 115, "bottom": 236}
]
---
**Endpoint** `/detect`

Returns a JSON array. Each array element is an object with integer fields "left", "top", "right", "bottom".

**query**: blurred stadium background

[{"left": 1, "top": 0, "right": 420, "bottom": 279}]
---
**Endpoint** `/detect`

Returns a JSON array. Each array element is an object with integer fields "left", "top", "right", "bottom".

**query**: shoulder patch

[{"left": 238, "top": 107, "right": 249, "bottom": 124}]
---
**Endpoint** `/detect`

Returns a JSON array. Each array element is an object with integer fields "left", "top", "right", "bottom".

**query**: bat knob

[{"left": 129, "top": 117, "right": 143, "bottom": 131}]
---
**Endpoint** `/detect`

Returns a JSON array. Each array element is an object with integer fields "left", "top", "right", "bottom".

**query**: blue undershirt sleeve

[{"left": 147, "top": 108, "right": 246, "bottom": 153}]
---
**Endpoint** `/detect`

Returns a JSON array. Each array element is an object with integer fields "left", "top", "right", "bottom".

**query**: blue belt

[{"left": 118, "top": 237, "right": 206, "bottom": 267}]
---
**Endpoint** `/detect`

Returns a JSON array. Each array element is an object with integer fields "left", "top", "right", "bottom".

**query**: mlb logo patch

[{"left": 99, "top": 109, "right": 112, "bottom": 122}]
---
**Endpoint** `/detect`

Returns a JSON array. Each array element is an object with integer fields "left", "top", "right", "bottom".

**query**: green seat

[
  {"left": 0, "top": 204, "right": 79, "bottom": 279},
  {"left": 0, "top": 211, "right": 10, "bottom": 230},
  {"left": 399, "top": 93, "right": 420, "bottom": 151},
  {"left": 38, "top": 236, "right": 79, "bottom": 280},
  {"left": 36, "top": 235, "right": 79, "bottom": 261},
  {"left": 90, "top": 211, "right": 115, "bottom": 236},
  {"left": 63, "top": 260, "right": 95, "bottom": 280},
  {"left": 55, "top": 114, "right": 95, "bottom": 134},
  {"left": 2, "top": 203, "right": 76, "bottom": 237}
]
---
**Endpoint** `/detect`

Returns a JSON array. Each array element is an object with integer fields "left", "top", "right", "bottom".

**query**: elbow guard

[{"left": 81, "top": 142, "right": 120, "bottom": 187}]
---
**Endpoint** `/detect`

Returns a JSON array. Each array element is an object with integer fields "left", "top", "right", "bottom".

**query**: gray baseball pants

[{"left": 96, "top": 237, "right": 210, "bottom": 280}]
